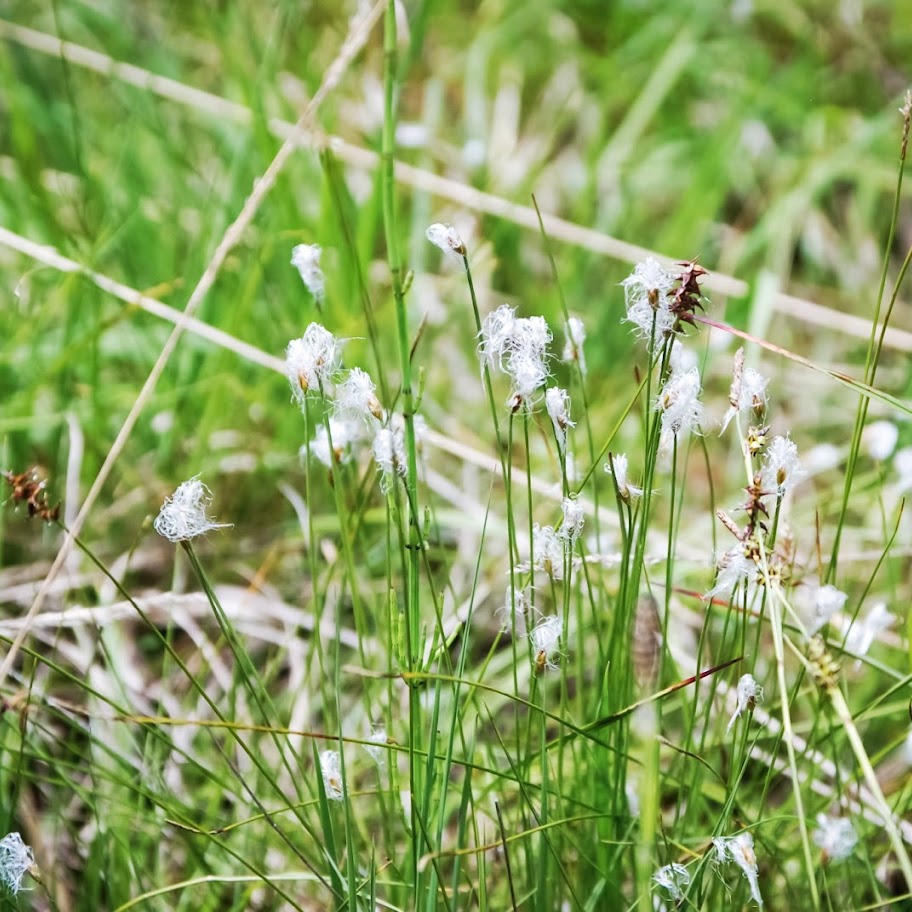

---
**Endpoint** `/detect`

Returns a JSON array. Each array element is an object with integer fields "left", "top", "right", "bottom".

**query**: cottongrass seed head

[
  {"left": 562, "top": 316, "right": 587, "bottom": 375},
  {"left": 559, "top": 496, "right": 585, "bottom": 546},
  {"left": 814, "top": 814, "right": 858, "bottom": 864},
  {"left": 530, "top": 614, "right": 563, "bottom": 672},
  {"left": 656, "top": 365, "right": 703, "bottom": 446},
  {"left": 364, "top": 727, "right": 388, "bottom": 769},
  {"left": 722, "top": 348, "right": 769, "bottom": 432},
  {"left": 760, "top": 435, "right": 806, "bottom": 497},
  {"left": 285, "top": 322, "right": 342, "bottom": 404},
  {"left": 0, "top": 832, "right": 34, "bottom": 895},
  {"left": 527, "top": 523, "right": 566, "bottom": 580},
  {"left": 605, "top": 453, "right": 643, "bottom": 503},
  {"left": 478, "top": 304, "right": 552, "bottom": 411},
  {"left": 713, "top": 831, "right": 763, "bottom": 907},
  {"left": 290, "top": 243, "right": 325, "bottom": 304},
  {"left": 335, "top": 367, "right": 384, "bottom": 423},
  {"left": 545, "top": 387, "right": 574, "bottom": 454},
  {"left": 320, "top": 749, "right": 345, "bottom": 801},
  {"left": 727, "top": 673, "right": 763, "bottom": 733},
  {"left": 806, "top": 583, "right": 848, "bottom": 633},
  {"left": 652, "top": 862, "right": 690, "bottom": 902},
  {"left": 302, "top": 416, "right": 365, "bottom": 468},
  {"left": 496, "top": 585, "right": 528, "bottom": 638},
  {"left": 425, "top": 222, "right": 466, "bottom": 257},
  {"left": 621, "top": 257, "right": 677, "bottom": 346},
  {"left": 154, "top": 476, "right": 232, "bottom": 543}
]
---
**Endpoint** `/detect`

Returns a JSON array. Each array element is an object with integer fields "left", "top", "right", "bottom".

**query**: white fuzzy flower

[
  {"left": 560, "top": 497, "right": 585, "bottom": 546},
  {"left": 562, "top": 316, "right": 587, "bottom": 375},
  {"left": 335, "top": 367, "right": 383, "bottom": 423},
  {"left": 507, "top": 351, "right": 549, "bottom": 409},
  {"left": 154, "top": 477, "right": 232, "bottom": 543},
  {"left": 652, "top": 862, "right": 690, "bottom": 901},
  {"left": 291, "top": 244, "right": 325, "bottom": 303},
  {"left": 656, "top": 366, "right": 703, "bottom": 444},
  {"left": 721, "top": 351, "right": 769, "bottom": 432},
  {"left": 372, "top": 425, "right": 407, "bottom": 491},
  {"left": 286, "top": 323, "right": 342, "bottom": 403},
  {"left": 706, "top": 544, "right": 758, "bottom": 599},
  {"left": 863, "top": 420, "right": 899, "bottom": 461},
  {"left": 479, "top": 305, "right": 552, "bottom": 410},
  {"left": 806, "top": 583, "right": 848, "bottom": 633},
  {"left": 621, "top": 258, "right": 677, "bottom": 346},
  {"left": 319, "top": 749, "right": 344, "bottom": 801},
  {"left": 530, "top": 615, "right": 563, "bottom": 671},
  {"left": 479, "top": 304, "right": 518, "bottom": 371},
  {"left": 713, "top": 832, "right": 763, "bottom": 907},
  {"left": 760, "top": 436, "right": 806, "bottom": 497},
  {"left": 364, "top": 727, "right": 388, "bottom": 769},
  {"left": 302, "top": 417, "right": 363, "bottom": 468},
  {"left": 814, "top": 814, "right": 857, "bottom": 863},
  {"left": 0, "top": 833, "right": 34, "bottom": 895},
  {"left": 496, "top": 586, "right": 528, "bottom": 637},
  {"left": 545, "top": 387, "right": 575, "bottom": 453},
  {"left": 530, "top": 523, "right": 565, "bottom": 580},
  {"left": 727, "top": 673, "right": 763, "bottom": 733},
  {"left": 426, "top": 222, "right": 466, "bottom": 257},
  {"left": 841, "top": 601, "right": 895, "bottom": 657},
  {"left": 605, "top": 453, "right": 643, "bottom": 503}
]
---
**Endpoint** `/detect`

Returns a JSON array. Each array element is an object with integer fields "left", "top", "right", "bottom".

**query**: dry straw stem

[
  {"left": 0, "top": 0, "right": 387, "bottom": 691},
  {"left": 2, "top": 17, "right": 912, "bottom": 351}
]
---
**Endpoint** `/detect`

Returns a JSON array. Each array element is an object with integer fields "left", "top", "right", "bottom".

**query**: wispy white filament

[{"left": 154, "top": 477, "right": 232, "bottom": 543}]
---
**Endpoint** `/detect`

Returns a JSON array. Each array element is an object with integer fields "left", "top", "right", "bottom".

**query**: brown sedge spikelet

[{"left": 2, "top": 468, "right": 60, "bottom": 523}]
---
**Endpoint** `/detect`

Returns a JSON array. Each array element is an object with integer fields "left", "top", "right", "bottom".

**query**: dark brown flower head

[
  {"left": 668, "top": 260, "right": 708, "bottom": 331},
  {"left": 2, "top": 468, "right": 60, "bottom": 523}
]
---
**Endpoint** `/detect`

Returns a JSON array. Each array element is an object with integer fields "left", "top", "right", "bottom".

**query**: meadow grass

[{"left": 2, "top": 2, "right": 912, "bottom": 910}]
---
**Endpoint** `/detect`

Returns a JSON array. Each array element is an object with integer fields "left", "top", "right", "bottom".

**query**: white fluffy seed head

[
  {"left": 605, "top": 453, "right": 643, "bottom": 503},
  {"left": 621, "top": 258, "right": 677, "bottom": 347},
  {"left": 479, "top": 305, "right": 552, "bottom": 410},
  {"left": 319, "top": 750, "right": 344, "bottom": 801},
  {"left": 426, "top": 222, "right": 466, "bottom": 257},
  {"left": 372, "top": 424, "right": 408, "bottom": 492},
  {"left": 364, "top": 727, "right": 388, "bottom": 769},
  {"left": 727, "top": 673, "right": 763, "bottom": 732},
  {"left": 722, "top": 351, "right": 769, "bottom": 432},
  {"left": 760, "top": 435, "right": 806, "bottom": 496},
  {"left": 814, "top": 814, "right": 858, "bottom": 863},
  {"left": 545, "top": 387, "right": 574, "bottom": 453},
  {"left": 713, "top": 832, "right": 763, "bottom": 907},
  {"left": 863, "top": 420, "right": 899, "bottom": 461},
  {"left": 285, "top": 323, "right": 341, "bottom": 404},
  {"left": 656, "top": 366, "right": 703, "bottom": 444},
  {"left": 841, "top": 601, "right": 895, "bottom": 657},
  {"left": 530, "top": 523, "right": 565, "bottom": 580},
  {"left": 807, "top": 583, "right": 848, "bottom": 633},
  {"left": 652, "top": 863, "right": 690, "bottom": 901},
  {"left": 290, "top": 244, "right": 325, "bottom": 303},
  {"left": 153, "top": 477, "right": 232, "bottom": 543},
  {"left": 530, "top": 615, "right": 563, "bottom": 672},
  {"left": 559, "top": 496, "right": 585, "bottom": 546},
  {"left": 335, "top": 367, "right": 384, "bottom": 423},
  {"left": 562, "top": 316, "right": 587, "bottom": 374},
  {"left": 497, "top": 586, "right": 528, "bottom": 637},
  {"left": 0, "top": 832, "right": 34, "bottom": 895},
  {"left": 302, "top": 417, "right": 364, "bottom": 468}
]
